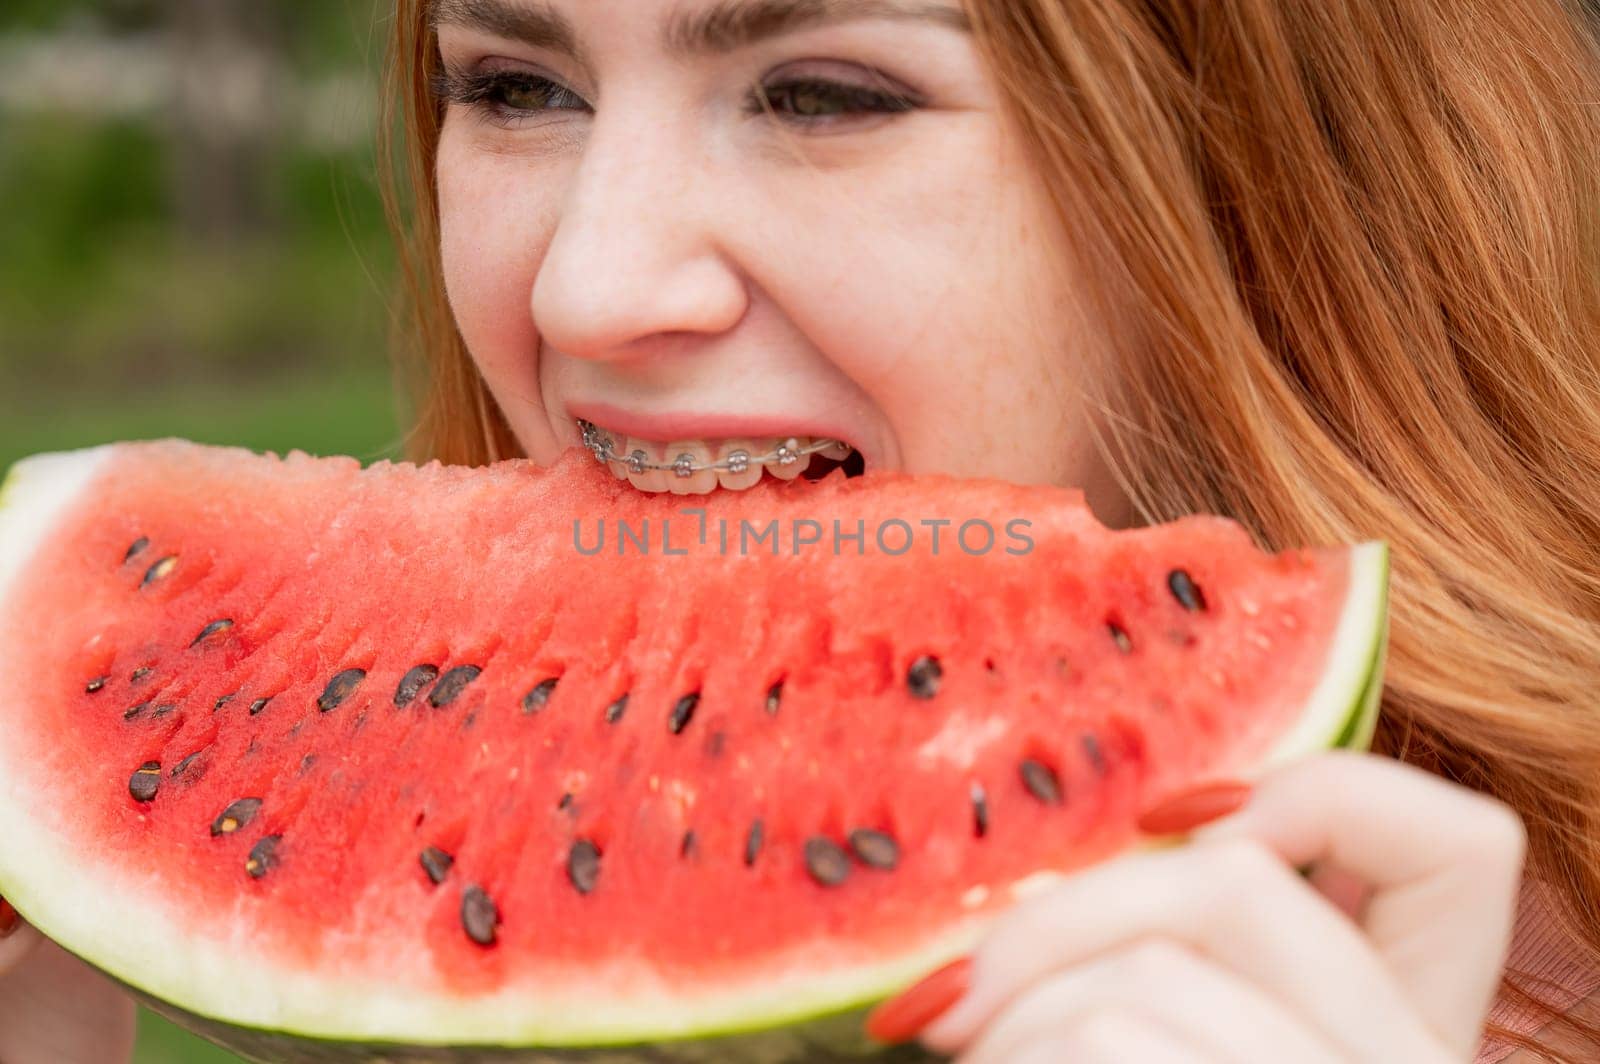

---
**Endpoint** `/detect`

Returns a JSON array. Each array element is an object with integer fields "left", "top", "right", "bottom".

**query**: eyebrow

[
  {"left": 430, "top": 0, "right": 969, "bottom": 60},
  {"left": 667, "top": 0, "right": 970, "bottom": 54}
]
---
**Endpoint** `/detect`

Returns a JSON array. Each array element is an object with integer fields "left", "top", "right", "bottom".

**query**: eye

[
  {"left": 434, "top": 68, "right": 590, "bottom": 126},
  {"left": 750, "top": 76, "right": 920, "bottom": 125}
]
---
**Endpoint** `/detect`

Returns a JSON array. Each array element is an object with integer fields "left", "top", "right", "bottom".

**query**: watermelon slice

[{"left": 0, "top": 441, "right": 1387, "bottom": 1062}]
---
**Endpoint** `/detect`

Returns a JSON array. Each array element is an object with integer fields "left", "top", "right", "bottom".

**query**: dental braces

[{"left": 577, "top": 418, "right": 853, "bottom": 478}]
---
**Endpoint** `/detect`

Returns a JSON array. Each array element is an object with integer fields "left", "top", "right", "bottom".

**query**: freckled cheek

[
  {"left": 788, "top": 138, "right": 1038, "bottom": 389},
  {"left": 436, "top": 146, "right": 558, "bottom": 381}
]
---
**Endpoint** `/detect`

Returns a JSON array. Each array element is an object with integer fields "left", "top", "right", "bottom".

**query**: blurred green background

[
  {"left": 0, "top": 0, "right": 403, "bottom": 475},
  {"left": 2, "top": 1, "right": 399, "bottom": 1059}
]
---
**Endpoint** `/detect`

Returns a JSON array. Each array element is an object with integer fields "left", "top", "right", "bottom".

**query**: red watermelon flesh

[{"left": 0, "top": 441, "right": 1387, "bottom": 1058}]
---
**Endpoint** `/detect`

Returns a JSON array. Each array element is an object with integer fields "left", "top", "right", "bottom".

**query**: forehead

[{"left": 429, "top": 0, "right": 970, "bottom": 58}]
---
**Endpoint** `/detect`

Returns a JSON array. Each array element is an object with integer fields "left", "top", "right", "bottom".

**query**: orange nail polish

[
  {"left": 1137, "top": 780, "right": 1253, "bottom": 836},
  {"left": 0, "top": 896, "right": 18, "bottom": 939},
  {"left": 864, "top": 957, "right": 972, "bottom": 1045}
]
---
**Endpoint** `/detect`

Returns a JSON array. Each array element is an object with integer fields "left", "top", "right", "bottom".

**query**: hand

[
  {"left": 873, "top": 751, "right": 1528, "bottom": 1063},
  {"left": 0, "top": 897, "right": 137, "bottom": 1064}
]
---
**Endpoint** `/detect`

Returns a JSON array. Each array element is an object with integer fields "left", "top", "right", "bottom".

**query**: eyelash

[{"left": 432, "top": 68, "right": 920, "bottom": 128}]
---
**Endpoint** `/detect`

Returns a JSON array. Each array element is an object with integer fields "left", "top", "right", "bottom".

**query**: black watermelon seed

[
  {"left": 1081, "top": 734, "right": 1107, "bottom": 775},
  {"left": 123, "top": 702, "right": 150, "bottom": 722},
  {"left": 605, "top": 693, "right": 629, "bottom": 724},
  {"left": 907, "top": 655, "right": 943, "bottom": 699},
  {"left": 744, "top": 819, "right": 764, "bottom": 867},
  {"left": 298, "top": 753, "right": 317, "bottom": 774},
  {"left": 568, "top": 839, "right": 601, "bottom": 895},
  {"left": 214, "top": 693, "right": 237, "bottom": 713},
  {"left": 141, "top": 555, "right": 177, "bottom": 587},
  {"left": 248, "top": 697, "right": 272, "bottom": 716},
  {"left": 128, "top": 761, "right": 161, "bottom": 803},
  {"left": 804, "top": 837, "right": 852, "bottom": 887},
  {"left": 680, "top": 830, "right": 697, "bottom": 858},
  {"left": 428, "top": 665, "right": 482, "bottom": 708},
  {"left": 970, "top": 782, "right": 989, "bottom": 838},
  {"left": 1019, "top": 759, "right": 1063, "bottom": 805},
  {"left": 190, "top": 619, "right": 234, "bottom": 647},
  {"left": 130, "top": 666, "right": 153, "bottom": 684},
  {"left": 318, "top": 668, "right": 367, "bottom": 712},
  {"left": 151, "top": 703, "right": 176, "bottom": 718},
  {"left": 668, "top": 692, "right": 699, "bottom": 735},
  {"left": 394, "top": 665, "right": 440, "bottom": 708},
  {"left": 171, "top": 752, "right": 203, "bottom": 778},
  {"left": 86, "top": 676, "right": 108, "bottom": 694},
  {"left": 764, "top": 681, "right": 783, "bottom": 715},
  {"left": 522, "top": 677, "right": 559, "bottom": 714},
  {"left": 1108, "top": 622, "right": 1133, "bottom": 654},
  {"left": 461, "top": 885, "right": 499, "bottom": 946},
  {"left": 211, "top": 797, "right": 263, "bottom": 836},
  {"left": 245, "top": 835, "right": 282, "bottom": 879},
  {"left": 1167, "top": 569, "right": 1206, "bottom": 612},
  {"left": 556, "top": 792, "right": 575, "bottom": 814},
  {"left": 848, "top": 828, "right": 900, "bottom": 870},
  {"left": 123, "top": 536, "right": 150, "bottom": 564},
  {"left": 419, "top": 846, "right": 454, "bottom": 885}
]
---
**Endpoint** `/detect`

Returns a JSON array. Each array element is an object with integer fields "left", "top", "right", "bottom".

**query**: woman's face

[{"left": 434, "top": 0, "right": 1128, "bottom": 519}]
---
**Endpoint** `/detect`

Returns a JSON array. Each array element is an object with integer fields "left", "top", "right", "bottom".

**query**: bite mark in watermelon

[{"left": 0, "top": 441, "right": 1388, "bottom": 1061}]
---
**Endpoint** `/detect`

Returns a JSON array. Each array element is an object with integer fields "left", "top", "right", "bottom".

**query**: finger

[
  {"left": 1306, "top": 862, "right": 1369, "bottom": 920},
  {"left": 0, "top": 939, "right": 137, "bottom": 1064},
  {"left": 1193, "top": 750, "right": 1525, "bottom": 1055},
  {"left": 919, "top": 838, "right": 1446, "bottom": 1061},
  {"left": 966, "top": 1010, "right": 1216, "bottom": 1064},
  {"left": 0, "top": 899, "right": 41, "bottom": 976},
  {"left": 951, "top": 940, "right": 1342, "bottom": 1064}
]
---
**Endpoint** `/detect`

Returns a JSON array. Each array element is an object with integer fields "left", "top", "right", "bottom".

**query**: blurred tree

[{"left": 166, "top": 0, "right": 284, "bottom": 240}]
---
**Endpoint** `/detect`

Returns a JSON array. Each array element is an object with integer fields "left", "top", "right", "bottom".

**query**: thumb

[
  {"left": 0, "top": 897, "right": 138, "bottom": 1064},
  {"left": 1192, "top": 750, "right": 1525, "bottom": 1060},
  {"left": 0, "top": 895, "right": 41, "bottom": 975}
]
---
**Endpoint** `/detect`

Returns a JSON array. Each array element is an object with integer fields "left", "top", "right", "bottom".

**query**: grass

[
  {"left": 136, "top": 1011, "right": 251, "bottom": 1064},
  {"left": 0, "top": 367, "right": 405, "bottom": 473},
  {"left": 4, "top": 366, "right": 402, "bottom": 1063}
]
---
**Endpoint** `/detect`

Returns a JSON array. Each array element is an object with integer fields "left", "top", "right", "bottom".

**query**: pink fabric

[{"left": 1475, "top": 879, "right": 1600, "bottom": 1063}]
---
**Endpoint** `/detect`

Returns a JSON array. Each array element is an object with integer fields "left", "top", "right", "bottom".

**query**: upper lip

[{"left": 565, "top": 400, "right": 873, "bottom": 468}]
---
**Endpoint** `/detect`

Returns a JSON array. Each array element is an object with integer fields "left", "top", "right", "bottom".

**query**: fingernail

[
  {"left": 0, "top": 896, "right": 18, "bottom": 939},
  {"left": 1137, "top": 780, "right": 1253, "bottom": 836},
  {"left": 864, "top": 957, "right": 972, "bottom": 1045}
]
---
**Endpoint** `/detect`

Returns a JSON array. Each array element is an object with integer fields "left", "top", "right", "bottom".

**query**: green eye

[
  {"left": 493, "top": 75, "right": 584, "bottom": 113},
  {"left": 434, "top": 68, "right": 589, "bottom": 124},
  {"left": 500, "top": 80, "right": 555, "bottom": 111},
  {"left": 773, "top": 83, "right": 846, "bottom": 117},
  {"left": 757, "top": 79, "right": 916, "bottom": 121}
]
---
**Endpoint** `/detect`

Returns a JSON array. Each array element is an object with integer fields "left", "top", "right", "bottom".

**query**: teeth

[
  {"left": 621, "top": 437, "right": 667, "bottom": 493},
  {"left": 765, "top": 437, "right": 812, "bottom": 480},
  {"left": 716, "top": 439, "right": 762, "bottom": 491},
  {"left": 664, "top": 441, "right": 718, "bottom": 495},
  {"left": 578, "top": 421, "right": 848, "bottom": 493}
]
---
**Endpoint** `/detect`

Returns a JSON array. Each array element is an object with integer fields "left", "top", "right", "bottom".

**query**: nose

[{"left": 531, "top": 104, "right": 749, "bottom": 361}]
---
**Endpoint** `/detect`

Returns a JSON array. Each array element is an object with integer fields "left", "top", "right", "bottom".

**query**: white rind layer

[
  {"left": 0, "top": 447, "right": 116, "bottom": 613},
  {"left": 1261, "top": 541, "right": 1389, "bottom": 766},
  {"left": 0, "top": 446, "right": 1389, "bottom": 1051},
  {"left": 0, "top": 447, "right": 985, "bottom": 1047}
]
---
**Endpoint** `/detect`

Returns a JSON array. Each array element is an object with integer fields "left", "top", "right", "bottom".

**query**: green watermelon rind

[
  {"left": 0, "top": 447, "right": 1389, "bottom": 1061},
  {"left": 1262, "top": 540, "right": 1389, "bottom": 765}
]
